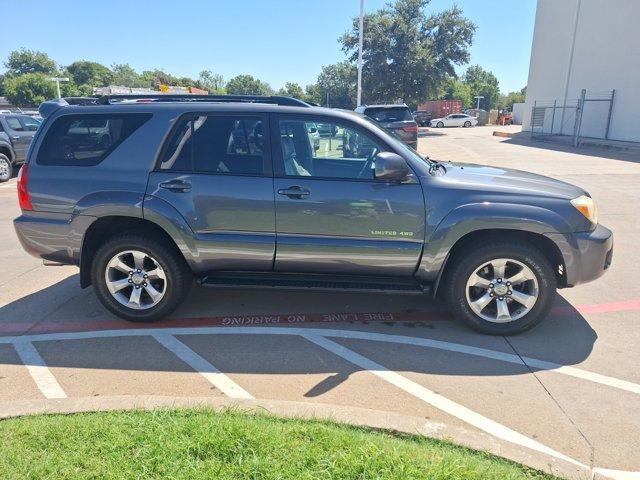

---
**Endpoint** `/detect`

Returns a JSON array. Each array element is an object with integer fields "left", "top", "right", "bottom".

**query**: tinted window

[
  {"left": 37, "top": 114, "right": 151, "bottom": 166},
  {"left": 160, "top": 115, "right": 264, "bottom": 175},
  {"left": 278, "top": 119, "right": 383, "bottom": 180},
  {"left": 19, "top": 116, "right": 41, "bottom": 131},
  {"left": 5, "top": 117, "right": 24, "bottom": 131},
  {"left": 364, "top": 107, "right": 412, "bottom": 122}
]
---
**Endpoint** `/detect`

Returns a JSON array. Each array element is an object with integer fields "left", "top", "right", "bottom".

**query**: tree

[
  {"left": 4, "top": 49, "right": 57, "bottom": 76},
  {"left": 315, "top": 62, "right": 357, "bottom": 109},
  {"left": 66, "top": 61, "right": 112, "bottom": 88},
  {"left": 499, "top": 86, "right": 526, "bottom": 110},
  {"left": 439, "top": 77, "right": 472, "bottom": 108},
  {"left": 340, "top": 0, "right": 475, "bottom": 107},
  {"left": 226, "top": 75, "right": 272, "bottom": 95},
  {"left": 110, "top": 63, "right": 143, "bottom": 87},
  {"left": 0, "top": 74, "right": 5, "bottom": 96},
  {"left": 276, "top": 82, "right": 306, "bottom": 100},
  {"left": 140, "top": 69, "right": 182, "bottom": 89},
  {"left": 198, "top": 70, "right": 225, "bottom": 94},
  {"left": 304, "top": 83, "right": 323, "bottom": 105},
  {"left": 463, "top": 65, "right": 500, "bottom": 110},
  {"left": 4, "top": 73, "right": 56, "bottom": 106}
]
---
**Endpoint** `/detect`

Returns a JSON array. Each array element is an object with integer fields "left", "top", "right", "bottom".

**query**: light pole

[
  {"left": 49, "top": 77, "right": 69, "bottom": 99},
  {"left": 356, "top": 0, "right": 364, "bottom": 107},
  {"left": 474, "top": 95, "right": 484, "bottom": 110}
]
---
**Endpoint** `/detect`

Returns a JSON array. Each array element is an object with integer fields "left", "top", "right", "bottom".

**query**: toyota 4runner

[{"left": 13, "top": 94, "right": 613, "bottom": 335}]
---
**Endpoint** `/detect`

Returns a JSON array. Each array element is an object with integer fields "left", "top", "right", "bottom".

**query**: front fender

[{"left": 417, "top": 202, "right": 574, "bottom": 281}]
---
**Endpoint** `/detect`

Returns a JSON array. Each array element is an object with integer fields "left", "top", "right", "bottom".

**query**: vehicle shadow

[
  {"left": 503, "top": 131, "right": 640, "bottom": 164},
  {"left": 0, "top": 275, "right": 598, "bottom": 396}
]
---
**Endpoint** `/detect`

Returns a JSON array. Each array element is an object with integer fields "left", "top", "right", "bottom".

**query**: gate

[{"left": 530, "top": 89, "right": 616, "bottom": 146}]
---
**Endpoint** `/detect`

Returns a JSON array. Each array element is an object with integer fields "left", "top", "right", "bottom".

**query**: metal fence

[{"left": 530, "top": 89, "right": 616, "bottom": 146}]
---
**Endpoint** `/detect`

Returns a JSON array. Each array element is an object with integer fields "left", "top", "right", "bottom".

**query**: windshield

[
  {"left": 360, "top": 116, "right": 433, "bottom": 166},
  {"left": 364, "top": 106, "right": 413, "bottom": 122}
]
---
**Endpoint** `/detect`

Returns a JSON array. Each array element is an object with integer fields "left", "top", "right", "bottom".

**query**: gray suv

[
  {"left": 13, "top": 94, "right": 613, "bottom": 335},
  {"left": 0, "top": 114, "right": 41, "bottom": 182}
]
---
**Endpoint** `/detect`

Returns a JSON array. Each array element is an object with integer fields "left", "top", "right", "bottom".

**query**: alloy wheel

[
  {"left": 465, "top": 258, "right": 539, "bottom": 323},
  {"left": 0, "top": 158, "right": 10, "bottom": 182},
  {"left": 104, "top": 250, "right": 167, "bottom": 310}
]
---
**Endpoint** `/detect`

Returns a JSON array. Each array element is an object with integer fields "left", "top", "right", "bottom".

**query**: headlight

[{"left": 571, "top": 195, "right": 598, "bottom": 224}]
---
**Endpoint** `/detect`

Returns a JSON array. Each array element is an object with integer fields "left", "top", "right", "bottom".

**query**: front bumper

[{"left": 545, "top": 224, "right": 613, "bottom": 287}]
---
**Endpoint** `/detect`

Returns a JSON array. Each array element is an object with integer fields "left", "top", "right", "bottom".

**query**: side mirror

[{"left": 374, "top": 152, "right": 410, "bottom": 181}]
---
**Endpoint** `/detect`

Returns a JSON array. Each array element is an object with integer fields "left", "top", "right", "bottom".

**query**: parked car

[
  {"left": 431, "top": 113, "right": 478, "bottom": 128},
  {"left": 14, "top": 94, "right": 612, "bottom": 335},
  {"left": 355, "top": 104, "right": 418, "bottom": 149},
  {"left": 0, "top": 114, "right": 42, "bottom": 182},
  {"left": 412, "top": 110, "right": 432, "bottom": 127}
]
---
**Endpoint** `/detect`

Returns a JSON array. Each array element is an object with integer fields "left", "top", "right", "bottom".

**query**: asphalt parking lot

[{"left": 1, "top": 126, "right": 639, "bottom": 479}]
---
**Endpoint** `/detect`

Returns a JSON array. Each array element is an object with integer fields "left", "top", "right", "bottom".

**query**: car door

[
  {"left": 271, "top": 114, "right": 426, "bottom": 276},
  {"left": 147, "top": 112, "right": 276, "bottom": 272},
  {"left": 4, "top": 116, "right": 32, "bottom": 162}
]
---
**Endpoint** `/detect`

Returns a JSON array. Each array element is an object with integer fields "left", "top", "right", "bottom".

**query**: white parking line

[
  {"left": 303, "top": 334, "right": 586, "bottom": 469},
  {"left": 152, "top": 333, "right": 254, "bottom": 399},
  {"left": 2, "top": 327, "right": 638, "bottom": 479},
  {"left": 3, "top": 327, "right": 638, "bottom": 395},
  {"left": 12, "top": 341, "right": 66, "bottom": 399}
]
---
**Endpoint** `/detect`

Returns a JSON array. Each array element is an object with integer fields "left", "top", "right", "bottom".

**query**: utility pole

[
  {"left": 357, "top": 0, "right": 364, "bottom": 107},
  {"left": 474, "top": 95, "right": 484, "bottom": 110},
  {"left": 49, "top": 77, "right": 69, "bottom": 99}
]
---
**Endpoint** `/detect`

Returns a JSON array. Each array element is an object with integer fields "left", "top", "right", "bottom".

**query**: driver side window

[{"left": 278, "top": 119, "right": 383, "bottom": 180}]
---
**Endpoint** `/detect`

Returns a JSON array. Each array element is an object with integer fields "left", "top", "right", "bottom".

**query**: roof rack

[{"left": 95, "top": 94, "right": 310, "bottom": 107}]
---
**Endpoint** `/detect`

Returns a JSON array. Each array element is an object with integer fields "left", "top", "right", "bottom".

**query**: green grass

[{"left": 0, "top": 408, "right": 559, "bottom": 479}]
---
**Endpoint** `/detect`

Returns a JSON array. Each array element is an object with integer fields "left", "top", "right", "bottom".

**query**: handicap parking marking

[{"left": 3, "top": 326, "right": 640, "bottom": 478}]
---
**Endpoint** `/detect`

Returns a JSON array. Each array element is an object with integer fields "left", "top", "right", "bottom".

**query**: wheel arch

[
  {"left": 79, "top": 216, "right": 189, "bottom": 288},
  {"left": 432, "top": 228, "right": 566, "bottom": 297},
  {"left": 0, "top": 142, "right": 14, "bottom": 163}
]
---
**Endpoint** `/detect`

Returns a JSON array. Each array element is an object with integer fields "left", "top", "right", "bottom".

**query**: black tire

[
  {"left": 464, "top": 121, "right": 471, "bottom": 128},
  {"left": 437, "top": 121, "right": 444, "bottom": 128},
  {"left": 91, "top": 233, "right": 192, "bottom": 322},
  {"left": 0, "top": 154, "right": 11, "bottom": 183},
  {"left": 443, "top": 242, "right": 556, "bottom": 335}
]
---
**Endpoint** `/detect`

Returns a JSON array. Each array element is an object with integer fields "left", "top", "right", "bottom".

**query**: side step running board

[{"left": 199, "top": 272, "right": 430, "bottom": 295}]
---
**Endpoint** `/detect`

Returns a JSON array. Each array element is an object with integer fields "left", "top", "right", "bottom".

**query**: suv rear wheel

[
  {"left": 444, "top": 242, "right": 556, "bottom": 335},
  {"left": 0, "top": 154, "right": 11, "bottom": 182},
  {"left": 92, "top": 233, "right": 192, "bottom": 322}
]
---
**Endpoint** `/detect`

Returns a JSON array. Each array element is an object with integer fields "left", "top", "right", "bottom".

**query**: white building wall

[{"left": 523, "top": 0, "right": 640, "bottom": 142}]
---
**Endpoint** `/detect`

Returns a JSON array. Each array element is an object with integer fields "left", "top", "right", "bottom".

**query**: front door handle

[
  {"left": 159, "top": 180, "right": 192, "bottom": 193},
  {"left": 277, "top": 186, "right": 310, "bottom": 199}
]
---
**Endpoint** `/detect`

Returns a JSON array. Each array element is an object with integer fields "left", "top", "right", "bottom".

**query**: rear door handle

[
  {"left": 159, "top": 180, "right": 192, "bottom": 193},
  {"left": 277, "top": 186, "right": 310, "bottom": 199}
]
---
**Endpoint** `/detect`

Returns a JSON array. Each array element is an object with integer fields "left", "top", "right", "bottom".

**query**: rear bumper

[
  {"left": 545, "top": 224, "right": 613, "bottom": 287},
  {"left": 13, "top": 212, "right": 94, "bottom": 266}
]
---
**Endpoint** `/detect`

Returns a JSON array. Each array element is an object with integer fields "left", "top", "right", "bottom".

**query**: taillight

[
  {"left": 17, "top": 164, "right": 33, "bottom": 211},
  {"left": 402, "top": 124, "right": 418, "bottom": 133}
]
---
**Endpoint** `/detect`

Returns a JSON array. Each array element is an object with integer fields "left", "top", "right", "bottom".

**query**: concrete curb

[
  {"left": 493, "top": 130, "right": 514, "bottom": 138},
  {"left": 0, "top": 395, "right": 587, "bottom": 479}
]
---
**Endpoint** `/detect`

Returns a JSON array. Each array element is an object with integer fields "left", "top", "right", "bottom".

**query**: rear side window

[
  {"left": 364, "top": 107, "right": 412, "bottom": 122},
  {"left": 159, "top": 115, "right": 265, "bottom": 175},
  {"left": 37, "top": 113, "right": 151, "bottom": 166}
]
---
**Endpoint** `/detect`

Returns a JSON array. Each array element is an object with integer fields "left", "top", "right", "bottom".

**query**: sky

[{"left": 0, "top": 0, "right": 537, "bottom": 94}]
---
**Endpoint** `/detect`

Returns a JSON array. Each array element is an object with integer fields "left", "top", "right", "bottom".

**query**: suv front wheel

[
  {"left": 444, "top": 242, "right": 556, "bottom": 335},
  {"left": 92, "top": 233, "right": 192, "bottom": 322}
]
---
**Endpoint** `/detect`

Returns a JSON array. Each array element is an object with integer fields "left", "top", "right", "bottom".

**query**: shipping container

[{"left": 417, "top": 100, "right": 463, "bottom": 118}]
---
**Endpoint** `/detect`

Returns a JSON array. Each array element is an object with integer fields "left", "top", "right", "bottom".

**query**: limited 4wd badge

[{"left": 371, "top": 230, "right": 415, "bottom": 237}]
